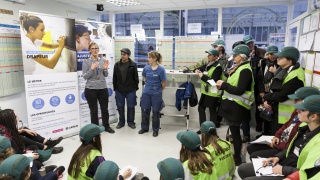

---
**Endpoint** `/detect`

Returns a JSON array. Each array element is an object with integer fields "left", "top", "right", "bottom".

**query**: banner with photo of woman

[
  {"left": 75, "top": 20, "right": 116, "bottom": 127},
  {"left": 19, "top": 11, "right": 80, "bottom": 138}
]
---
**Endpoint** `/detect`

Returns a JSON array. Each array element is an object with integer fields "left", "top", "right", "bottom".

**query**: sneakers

[
  {"left": 138, "top": 129, "right": 148, "bottom": 134},
  {"left": 105, "top": 127, "right": 115, "bottom": 133},
  {"left": 196, "top": 130, "right": 201, "bottom": 134},
  {"left": 45, "top": 137, "right": 63, "bottom": 148},
  {"left": 128, "top": 124, "right": 136, "bottom": 129},
  {"left": 52, "top": 147, "right": 63, "bottom": 154},
  {"left": 53, "top": 166, "right": 65, "bottom": 177},
  {"left": 116, "top": 124, "right": 124, "bottom": 129},
  {"left": 153, "top": 131, "right": 158, "bottom": 137}
]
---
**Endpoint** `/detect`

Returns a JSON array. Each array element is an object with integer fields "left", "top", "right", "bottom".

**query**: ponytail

[{"left": 19, "top": 13, "right": 43, "bottom": 33}]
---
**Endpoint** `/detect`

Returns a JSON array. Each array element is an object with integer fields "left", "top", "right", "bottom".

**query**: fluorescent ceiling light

[{"left": 106, "top": 0, "right": 141, "bottom": 6}]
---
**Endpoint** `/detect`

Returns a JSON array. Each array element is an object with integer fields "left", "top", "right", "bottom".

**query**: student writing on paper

[
  {"left": 238, "top": 95, "right": 320, "bottom": 179},
  {"left": 247, "top": 87, "right": 320, "bottom": 160},
  {"left": 194, "top": 49, "right": 222, "bottom": 133}
]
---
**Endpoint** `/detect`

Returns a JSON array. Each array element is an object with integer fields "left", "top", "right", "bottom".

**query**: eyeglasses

[
  {"left": 82, "top": 35, "right": 91, "bottom": 39},
  {"left": 91, "top": 48, "right": 99, "bottom": 50}
]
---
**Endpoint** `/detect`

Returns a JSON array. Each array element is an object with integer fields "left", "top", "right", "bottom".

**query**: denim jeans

[{"left": 115, "top": 90, "right": 137, "bottom": 125}]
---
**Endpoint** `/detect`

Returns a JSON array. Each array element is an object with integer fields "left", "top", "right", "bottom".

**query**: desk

[
  {"left": 138, "top": 69, "right": 198, "bottom": 130},
  {"left": 161, "top": 70, "right": 198, "bottom": 130}
]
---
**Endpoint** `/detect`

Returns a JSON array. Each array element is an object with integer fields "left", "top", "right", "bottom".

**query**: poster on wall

[
  {"left": 19, "top": 11, "right": 80, "bottom": 138},
  {"left": 75, "top": 20, "right": 116, "bottom": 127}
]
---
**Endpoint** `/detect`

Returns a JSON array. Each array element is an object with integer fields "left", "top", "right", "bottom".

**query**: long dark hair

[
  {"left": 201, "top": 129, "right": 230, "bottom": 156},
  {"left": 68, "top": 134, "right": 102, "bottom": 178},
  {"left": 179, "top": 145, "right": 213, "bottom": 175},
  {"left": 0, "top": 109, "right": 25, "bottom": 153},
  {"left": 0, "top": 147, "right": 15, "bottom": 163},
  {"left": 19, "top": 13, "right": 43, "bottom": 33}
]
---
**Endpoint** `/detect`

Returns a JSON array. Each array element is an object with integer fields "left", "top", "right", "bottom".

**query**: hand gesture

[
  {"left": 103, "top": 60, "right": 110, "bottom": 70},
  {"left": 270, "top": 137, "right": 280, "bottom": 148},
  {"left": 91, "top": 62, "right": 99, "bottom": 70},
  {"left": 24, "top": 129, "right": 37, "bottom": 136},
  {"left": 122, "top": 168, "right": 132, "bottom": 179},
  {"left": 194, "top": 69, "right": 201, "bottom": 74},
  {"left": 262, "top": 157, "right": 279, "bottom": 167},
  {"left": 58, "top": 36, "right": 66, "bottom": 48},
  {"left": 272, "top": 165, "right": 283, "bottom": 175},
  {"left": 269, "top": 65, "right": 276, "bottom": 73},
  {"left": 216, "top": 80, "right": 224, "bottom": 89}
]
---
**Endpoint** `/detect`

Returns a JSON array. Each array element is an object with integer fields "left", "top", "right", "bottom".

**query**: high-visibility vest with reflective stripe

[
  {"left": 200, "top": 63, "right": 222, "bottom": 97},
  {"left": 205, "top": 140, "right": 235, "bottom": 180},
  {"left": 183, "top": 153, "right": 218, "bottom": 180},
  {"left": 286, "top": 131, "right": 320, "bottom": 169},
  {"left": 278, "top": 67, "right": 305, "bottom": 124},
  {"left": 222, "top": 63, "right": 255, "bottom": 110},
  {"left": 299, "top": 143, "right": 320, "bottom": 180}
]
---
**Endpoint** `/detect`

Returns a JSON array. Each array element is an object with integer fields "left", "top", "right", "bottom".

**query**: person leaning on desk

[{"left": 237, "top": 95, "right": 320, "bottom": 180}]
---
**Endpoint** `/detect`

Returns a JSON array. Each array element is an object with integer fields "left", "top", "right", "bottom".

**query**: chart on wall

[
  {"left": 0, "top": 24, "right": 24, "bottom": 97},
  {"left": 75, "top": 20, "right": 116, "bottom": 127},
  {"left": 19, "top": 11, "right": 80, "bottom": 139}
]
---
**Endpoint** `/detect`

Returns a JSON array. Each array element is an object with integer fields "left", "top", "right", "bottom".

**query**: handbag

[{"left": 260, "top": 109, "right": 274, "bottom": 122}]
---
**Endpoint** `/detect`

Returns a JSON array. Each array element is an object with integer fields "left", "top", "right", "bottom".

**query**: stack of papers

[{"left": 249, "top": 136, "right": 274, "bottom": 144}]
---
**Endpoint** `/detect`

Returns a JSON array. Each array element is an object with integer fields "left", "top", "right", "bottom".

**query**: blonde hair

[
  {"left": 88, "top": 43, "right": 99, "bottom": 54},
  {"left": 148, "top": 51, "right": 162, "bottom": 64}
]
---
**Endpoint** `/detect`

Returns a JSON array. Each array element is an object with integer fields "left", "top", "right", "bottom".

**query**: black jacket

[
  {"left": 218, "top": 61, "right": 253, "bottom": 125},
  {"left": 113, "top": 58, "right": 139, "bottom": 93},
  {"left": 258, "top": 58, "right": 279, "bottom": 93}
]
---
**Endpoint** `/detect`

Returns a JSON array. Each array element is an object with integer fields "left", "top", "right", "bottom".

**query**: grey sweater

[{"left": 82, "top": 57, "right": 109, "bottom": 89}]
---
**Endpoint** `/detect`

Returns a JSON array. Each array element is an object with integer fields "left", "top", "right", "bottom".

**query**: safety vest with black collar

[
  {"left": 200, "top": 63, "right": 222, "bottom": 97},
  {"left": 222, "top": 63, "right": 255, "bottom": 110},
  {"left": 278, "top": 67, "right": 305, "bottom": 124}
]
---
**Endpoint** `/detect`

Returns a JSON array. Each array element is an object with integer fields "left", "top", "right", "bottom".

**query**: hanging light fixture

[{"left": 106, "top": 0, "right": 141, "bottom": 6}]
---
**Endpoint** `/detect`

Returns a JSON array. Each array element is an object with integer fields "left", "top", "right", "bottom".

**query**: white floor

[{"left": 46, "top": 113, "right": 259, "bottom": 180}]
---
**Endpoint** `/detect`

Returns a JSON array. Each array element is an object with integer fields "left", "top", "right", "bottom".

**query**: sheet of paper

[
  {"left": 303, "top": 16, "right": 311, "bottom": 34},
  {"left": 314, "top": 31, "right": 320, "bottom": 51},
  {"left": 300, "top": 53, "right": 307, "bottom": 68},
  {"left": 304, "top": 32, "right": 316, "bottom": 51},
  {"left": 207, "top": 79, "right": 216, "bottom": 86},
  {"left": 310, "top": 11, "right": 320, "bottom": 31},
  {"left": 298, "top": 35, "right": 307, "bottom": 51},
  {"left": 314, "top": 53, "right": 320, "bottom": 72},
  {"left": 306, "top": 52, "right": 315, "bottom": 71},
  {"left": 305, "top": 73, "right": 313, "bottom": 86},
  {"left": 119, "top": 165, "right": 138, "bottom": 180},
  {"left": 252, "top": 158, "right": 284, "bottom": 177},
  {"left": 250, "top": 135, "right": 274, "bottom": 144},
  {"left": 312, "top": 74, "right": 320, "bottom": 89}
]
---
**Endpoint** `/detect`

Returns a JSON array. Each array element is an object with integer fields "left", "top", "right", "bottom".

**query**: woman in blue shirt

[{"left": 138, "top": 51, "right": 166, "bottom": 137}]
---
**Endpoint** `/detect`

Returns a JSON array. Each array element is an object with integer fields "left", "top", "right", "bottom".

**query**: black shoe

[
  {"left": 128, "top": 124, "right": 136, "bottom": 129},
  {"left": 116, "top": 124, "right": 124, "bottom": 129},
  {"left": 105, "top": 127, "right": 115, "bottom": 133},
  {"left": 45, "top": 165, "right": 57, "bottom": 174},
  {"left": 153, "top": 131, "right": 158, "bottom": 137},
  {"left": 138, "top": 129, "right": 148, "bottom": 134},
  {"left": 45, "top": 137, "right": 63, "bottom": 148},
  {"left": 214, "top": 121, "right": 221, "bottom": 128},
  {"left": 53, "top": 166, "right": 65, "bottom": 176},
  {"left": 256, "top": 125, "right": 263, "bottom": 132},
  {"left": 196, "top": 130, "right": 201, "bottom": 134},
  {"left": 52, "top": 146, "right": 63, "bottom": 154}
]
